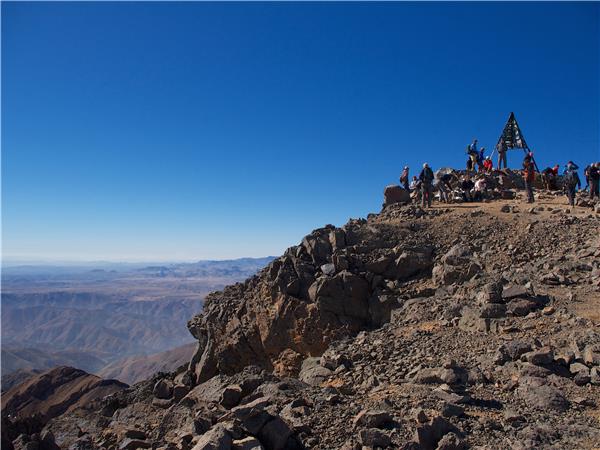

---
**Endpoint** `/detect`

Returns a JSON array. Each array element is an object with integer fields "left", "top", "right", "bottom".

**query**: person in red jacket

[
  {"left": 483, "top": 157, "right": 493, "bottom": 173},
  {"left": 523, "top": 153, "right": 536, "bottom": 203}
]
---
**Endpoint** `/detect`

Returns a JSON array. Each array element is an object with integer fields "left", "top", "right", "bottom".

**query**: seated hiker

[
  {"left": 563, "top": 163, "right": 581, "bottom": 207},
  {"left": 483, "top": 156, "right": 493, "bottom": 173},
  {"left": 400, "top": 166, "right": 410, "bottom": 190},
  {"left": 460, "top": 175, "right": 475, "bottom": 202},
  {"left": 419, "top": 163, "right": 435, "bottom": 208},
  {"left": 523, "top": 153, "right": 536, "bottom": 203},
  {"left": 410, "top": 175, "right": 422, "bottom": 203},
  {"left": 473, "top": 176, "right": 488, "bottom": 201},
  {"left": 437, "top": 172, "right": 456, "bottom": 203}
]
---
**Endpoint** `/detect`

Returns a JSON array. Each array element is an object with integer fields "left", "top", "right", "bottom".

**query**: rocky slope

[
  {"left": 4, "top": 187, "right": 600, "bottom": 450},
  {"left": 98, "top": 343, "right": 196, "bottom": 385}
]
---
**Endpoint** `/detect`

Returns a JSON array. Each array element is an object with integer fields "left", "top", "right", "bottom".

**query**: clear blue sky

[{"left": 2, "top": 2, "right": 599, "bottom": 262}]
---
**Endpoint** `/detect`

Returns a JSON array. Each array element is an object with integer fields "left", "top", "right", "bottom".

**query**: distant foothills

[{"left": 1, "top": 256, "right": 274, "bottom": 388}]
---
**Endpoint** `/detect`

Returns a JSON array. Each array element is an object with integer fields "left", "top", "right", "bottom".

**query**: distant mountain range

[{"left": 1, "top": 257, "right": 274, "bottom": 386}]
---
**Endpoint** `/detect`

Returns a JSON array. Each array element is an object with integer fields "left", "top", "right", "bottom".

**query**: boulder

[
  {"left": 232, "top": 437, "right": 264, "bottom": 450},
  {"left": 298, "top": 358, "right": 332, "bottom": 386},
  {"left": 516, "top": 377, "right": 569, "bottom": 412},
  {"left": 353, "top": 410, "right": 393, "bottom": 429},
  {"left": 119, "top": 439, "right": 152, "bottom": 450},
  {"left": 257, "top": 417, "right": 294, "bottom": 450},
  {"left": 388, "top": 247, "right": 434, "bottom": 280},
  {"left": 436, "top": 432, "right": 465, "bottom": 450},
  {"left": 220, "top": 385, "right": 242, "bottom": 409},
  {"left": 153, "top": 379, "right": 173, "bottom": 400},
  {"left": 359, "top": 428, "right": 391, "bottom": 448},
  {"left": 479, "top": 303, "right": 506, "bottom": 319},
  {"left": 192, "top": 425, "right": 232, "bottom": 450},
  {"left": 383, "top": 185, "right": 411, "bottom": 207},
  {"left": 414, "top": 416, "right": 457, "bottom": 450},
  {"left": 308, "top": 271, "right": 370, "bottom": 321},
  {"left": 522, "top": 347, "right": 554, "bottom": 366},
  {"left": 507, "top": 298, "right": 540, "bottom": 316},
  {"left": 413, "top": 367, "right": 467, "bottom": 385}
]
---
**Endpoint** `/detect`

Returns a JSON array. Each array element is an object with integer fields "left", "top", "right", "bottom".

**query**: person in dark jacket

[
  {"left": 563, "top": 163, "right": 581, "bottom": 207},
  {"left": 523, "top": 154, "right": 536, "bottom": 203},
  {"left": 590, "top": 162, "right": 600, "bottom": 199},
  {"left": 460, "top": 176, "right": 475, "bottom": 202},
  {"left": 419, "top": 163, "right": 435, "bottom": 208},
  {"left": 584, "top": 164, "right": 591, "bottom": 191},
  {"left": 400, "top": 166, "right": 410, "bottom": 190}
]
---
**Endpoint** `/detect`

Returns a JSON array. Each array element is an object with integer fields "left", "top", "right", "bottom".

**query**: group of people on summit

[{"left": 397, "top": 138, "right": 600, "bottom": 208}]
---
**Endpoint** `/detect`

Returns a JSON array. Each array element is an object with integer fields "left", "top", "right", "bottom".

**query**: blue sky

[{"left": 2, "top": 2, "right": 599, "bottom": 262}]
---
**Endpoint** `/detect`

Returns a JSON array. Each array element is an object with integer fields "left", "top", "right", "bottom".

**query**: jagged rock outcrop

[{"left": 187, "top": 223, "right": 435, "bottom": 383}]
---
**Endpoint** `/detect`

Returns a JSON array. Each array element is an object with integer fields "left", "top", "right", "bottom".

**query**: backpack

[
  {"left": 564, "top": 170, "right": 579, "bottom": 187},
  {"left": 423, "top": 167, "right": 434, "bottom": 183}
]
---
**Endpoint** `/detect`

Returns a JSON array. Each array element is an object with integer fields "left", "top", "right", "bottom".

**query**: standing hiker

[
  {"left": 584, "top": 164, "right": 591, "bottom": 191},
  {"left": 400, "top": 166, "right": 410, "bottom": 190},
  {"left": 477, "top": 147, "right": 486, "bottom": 172},
  {"left": 419, "top": 163, "right": 434, "bottom": 208},
  {"left": 563, "top": 162, "right": 581, "bottom": 207},
  {"left": 467, "top": 139, "right": 478, "bottom": 173},
  {"left": 523, "top": 153, "right": 536, "bottom": 203},
  {"left": 589, "top": 162, "right": 600, "bottom": 199},
  {"left": 497, "top": 141, "right": 508, "bottom": 169}
]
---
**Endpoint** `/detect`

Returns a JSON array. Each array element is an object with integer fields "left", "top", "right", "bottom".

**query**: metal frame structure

[{"left": 496, "top": 112, "right": 539, "bottom": 171}]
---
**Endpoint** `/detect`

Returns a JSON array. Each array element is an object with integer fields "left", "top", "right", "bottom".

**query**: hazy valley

[{"left": 1, "top": 257, "right": 273, "bottom": 387}]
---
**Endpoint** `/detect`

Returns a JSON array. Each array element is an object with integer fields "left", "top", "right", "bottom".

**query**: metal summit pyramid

[{"left": 496, "top": 112, "right": 530, "bottom": 153}]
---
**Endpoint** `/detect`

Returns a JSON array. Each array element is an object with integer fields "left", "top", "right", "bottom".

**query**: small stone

[{"left": 522, "top": 347, "right": 554, "bottom": 366}]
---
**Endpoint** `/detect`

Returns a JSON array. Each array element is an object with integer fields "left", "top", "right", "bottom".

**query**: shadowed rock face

[{"left": 187, "top": 222, "right": 435, "bottom": 383}]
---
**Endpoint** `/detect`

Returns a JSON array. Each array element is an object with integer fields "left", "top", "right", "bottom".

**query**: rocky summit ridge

[{"left": 3, "top": 188, "right": 600, "bottom": 450}]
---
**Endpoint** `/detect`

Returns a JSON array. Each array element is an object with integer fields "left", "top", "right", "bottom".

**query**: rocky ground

[{"left": 3, "top": 183, "right": 600, "bottom": 450}]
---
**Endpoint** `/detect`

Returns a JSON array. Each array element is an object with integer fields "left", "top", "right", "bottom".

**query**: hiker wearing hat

[
  {"left": 419, "top": 163, "right": 435, "bottom": 208},
  {"left": 400, "top": 166, "right": 410, "bottom": 191}
]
